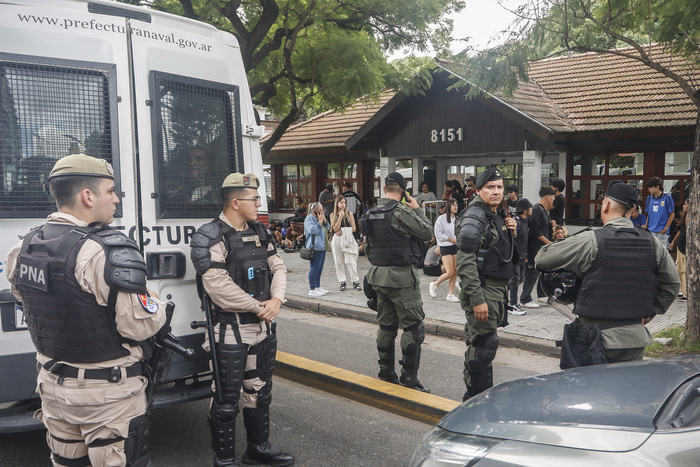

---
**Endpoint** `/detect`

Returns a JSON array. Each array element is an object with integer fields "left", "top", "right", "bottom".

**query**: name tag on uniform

[
  {"left": 17, "top": 258, "right": 49, "bottom": 292},
  {"left": 242, "top": 235, "right": 261, "bottom": 247}
]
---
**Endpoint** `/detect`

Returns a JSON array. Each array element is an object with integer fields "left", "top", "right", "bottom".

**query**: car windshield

[{"left": 442, "top": 359, "right": 700, "bottom": 431}]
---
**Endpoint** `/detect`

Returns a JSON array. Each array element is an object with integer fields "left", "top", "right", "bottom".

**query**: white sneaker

[
  {"left": 522, "top": 301, "right": 540, "bottom": 308},
  {"left": 446, "top": 293, "right": 459, "bottom": 302},
  {"left": 508, "top": 305, "right": 526, "bottom": 316},
  {"left": 429, "top": 282, "right": 437, "bottom": 298},
  {"left": 308, "top": 289, "right": 322, "bottom": 297},
  {"left": 317, "top": 287, "right": 329, "bottom": 295},
  {"left": 538, "top": 297, "right": 548, "bottom": 304}
]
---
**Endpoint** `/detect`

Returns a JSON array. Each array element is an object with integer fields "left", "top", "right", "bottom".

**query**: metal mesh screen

[
  {"left": 153, "top": 73, "right": 242, "bottom": 218},
  {"left": 0, "top": 56, "right": 114, "bottom": 217}
]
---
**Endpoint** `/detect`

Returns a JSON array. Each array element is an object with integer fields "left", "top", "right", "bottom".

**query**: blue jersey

[
  {"left": 631, "top": 213, "right": 647, "bottom": 227},
  {"left": 645, "top": 193, "right": 674, "bottom": 232}
]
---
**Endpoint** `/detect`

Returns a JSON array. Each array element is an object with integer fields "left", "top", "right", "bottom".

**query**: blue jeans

[
  {"left": 308, "top": 251, "right": 326, "bottom": 289},
  {"left": 651, "top": 231, "right": 669, "bottom": 248}
]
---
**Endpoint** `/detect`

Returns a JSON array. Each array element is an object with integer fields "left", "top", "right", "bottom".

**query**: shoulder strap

[
  {"left": 19, "top": 227, "right": 41, "bottom": 255},
  {"left": 55, "top": 227, "right": 95, "bottom": 258}
]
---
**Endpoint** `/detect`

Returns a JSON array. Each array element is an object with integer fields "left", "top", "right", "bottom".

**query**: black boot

[
  {"left": 400, "top": 342, "right": 430, "bottom": 393},
  {"left": 378, "top": 368, "right": 400, "bottom": 384},
  {"left": 215, "top": 457, "right": 240, "bottom": 467},
  {"left": 377, "top": 338, "right": 399, "bottom": 384},
  {"left": 241, "top": 408, "right": 294, "bottom": 466},
  {"left": 210, "top": 402, "right": 239, "bottom": 467}
]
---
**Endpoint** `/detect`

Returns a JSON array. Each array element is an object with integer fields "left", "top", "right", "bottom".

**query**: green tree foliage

[
  {"left": 454, "top": 0, "right": 700, "bottom": 340},
  {"left": 124, "top": 0, "right": 463, "bottom": 154}
]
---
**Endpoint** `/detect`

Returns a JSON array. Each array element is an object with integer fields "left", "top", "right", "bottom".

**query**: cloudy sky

[{"left": 449, "top": 0, "right": 527, "bottom": 54}]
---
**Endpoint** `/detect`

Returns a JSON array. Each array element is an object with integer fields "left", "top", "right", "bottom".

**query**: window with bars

[
  {"left": 325, "top": 162, "right": 358, "bottom": 200},
  {"left": 151, "top": 72, "right": 243, "bottom": 218},
  {"left": 0, "top": 55, "right": 117, "bottom": 217},
  {"left": 281, "top": 164, "right": 311, "bottom": 208},
  {"left": 569, "top": 153, "right": 646, "bottom": 222}
]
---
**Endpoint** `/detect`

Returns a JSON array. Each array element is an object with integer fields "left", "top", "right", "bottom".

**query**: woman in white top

[
  {"left": 330, "top": 195, "right": 361, "bottom": 291},
  {"left": 430, "top": 198, "right": 459, "bottom": 302},
  {"left": 414, "top": 181, "right": 438, "bottom": 219}
]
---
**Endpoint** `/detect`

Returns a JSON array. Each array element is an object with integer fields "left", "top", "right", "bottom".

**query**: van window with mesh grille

[
  {"left": 152, "top": 72, "right": 243, "bottom": 218},
  {"left": 0, "top": 56, "right": 116, "bottom": 217}
]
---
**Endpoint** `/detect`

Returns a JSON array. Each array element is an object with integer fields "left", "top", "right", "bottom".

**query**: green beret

[
  {"left": 221, "top": 172, "right": 260, "bottom": 189},
  {"left": 48, "top": 154, "right": 114, "bottom": 180}
]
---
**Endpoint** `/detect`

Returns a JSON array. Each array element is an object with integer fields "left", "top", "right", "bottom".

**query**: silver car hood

[
  {"left": 439, "top": 359, "right": 700, "bottom": 452},
  {"left": 439, "top": 420, "right": 653, "bottom": 451}
]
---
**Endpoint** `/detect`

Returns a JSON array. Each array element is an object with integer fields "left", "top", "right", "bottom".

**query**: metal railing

[{"left": 421, "top": 200, "right": 446, "bottom": 225}]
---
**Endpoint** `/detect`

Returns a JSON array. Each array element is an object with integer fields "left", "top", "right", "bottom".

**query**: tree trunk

[{"left": 684, "top": 108, "right": 700, "bottom": 340}]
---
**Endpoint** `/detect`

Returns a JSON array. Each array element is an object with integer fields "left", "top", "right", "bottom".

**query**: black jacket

[{"left": 527, "top": 204, "right": 550, "bottom": 261}]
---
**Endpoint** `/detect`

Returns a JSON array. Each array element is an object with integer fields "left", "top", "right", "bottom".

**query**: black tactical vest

[
  {"left": 479, "top": 212, "right": 514, "bottom": 281},
  {"left": 15, "top": 224, "right": 137, "bottom": 363},
  {"left": 364, "top": 201, "right": 423, "bottom": 267},
  {"left": 575, "top": 226, "right": 658, "bottom": 319},
  {"left": 218, "top": 220, "right": 273, "bottom": 303}
]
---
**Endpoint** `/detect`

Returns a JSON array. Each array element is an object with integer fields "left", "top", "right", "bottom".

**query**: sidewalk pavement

[{"left": 279, "top": 248, "right": 688, "bottom": 357}]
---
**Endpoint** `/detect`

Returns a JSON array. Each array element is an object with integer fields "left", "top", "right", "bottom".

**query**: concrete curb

[
  {"left": 276, "top": 351, "right": 459, "bottom": 425},
  {"left": 284, "top": 296, "right": 561, "bottom": 358}
]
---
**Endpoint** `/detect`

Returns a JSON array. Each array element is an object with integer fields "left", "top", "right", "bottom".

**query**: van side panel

[{"left": 0, "top": 0, "right": 266, "bottom": 433}]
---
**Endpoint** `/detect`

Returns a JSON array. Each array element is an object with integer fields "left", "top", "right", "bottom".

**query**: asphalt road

[
  {"left": 276, "top": 307, "right": 561, "bottom": 401},
  {"left": 0, "top": 377, "right": 430, "bottom": 467},
  {"left": 0, "top": 308, "right": 559, "bottom": 466}
]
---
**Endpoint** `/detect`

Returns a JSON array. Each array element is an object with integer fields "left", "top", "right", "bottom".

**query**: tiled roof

[
  {"left": 498, "top": 79, "right": 575, "bottom": 133},
  {"left": 521, "top": 44, "right": 700, "bottom": 132},
  {"left": 263, "top": 92, "right": 396, "bottom": 152},
  {"left": 266, "top": 44, "right": 699, "bottom": 155}
]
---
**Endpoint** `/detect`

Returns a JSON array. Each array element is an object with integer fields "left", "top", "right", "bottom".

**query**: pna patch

[
  {"left": 138, "top": 295, "right": 159, "bottom": 314},
  {"left": 17, "top": 257, "right": 49, "bottom": 292}
]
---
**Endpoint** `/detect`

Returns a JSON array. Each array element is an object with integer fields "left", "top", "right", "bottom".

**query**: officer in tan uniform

[
  {"left": 5, "top": 154, "right": 167, "bottom": 467},
  {"left": 190, "top": 173, "right": 293, "bottom": 467}
]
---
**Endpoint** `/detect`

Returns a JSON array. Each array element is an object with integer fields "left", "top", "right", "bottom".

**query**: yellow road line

[{"left": 276, "top": 351, "right": 460, "bottom": 425}]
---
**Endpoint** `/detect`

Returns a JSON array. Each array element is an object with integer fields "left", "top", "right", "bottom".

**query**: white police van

[{"left": 0, "top": 0, "right": 267, "bottom": 432}]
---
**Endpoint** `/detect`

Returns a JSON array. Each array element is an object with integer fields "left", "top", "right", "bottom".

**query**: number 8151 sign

[{"left": 430, "top": 127, "right": 463, "bottom": 143}]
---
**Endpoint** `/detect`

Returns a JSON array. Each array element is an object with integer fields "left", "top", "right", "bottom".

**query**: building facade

[{"left": 264, "top": 45, "right": 694, "bottom": 224}]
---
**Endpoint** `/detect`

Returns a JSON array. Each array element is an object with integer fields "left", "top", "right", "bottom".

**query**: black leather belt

[
  {"left": 237, "top": 312, "right": 262, "bottom": 325},
  {"left": 42, "top": 361, "right": 144, "bottom": 383}
]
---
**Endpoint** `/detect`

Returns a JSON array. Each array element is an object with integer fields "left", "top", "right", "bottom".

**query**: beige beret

[
  {"left": 48, "top": 154, "right": 114, "bottom": 180},
  {"left": 221, "top": 172, "right": 260, "bottom": 189}
]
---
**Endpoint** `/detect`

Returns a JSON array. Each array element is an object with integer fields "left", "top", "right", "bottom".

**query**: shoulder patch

[{"left": 138, "top": 294, "right": 159, "bottom": 314}]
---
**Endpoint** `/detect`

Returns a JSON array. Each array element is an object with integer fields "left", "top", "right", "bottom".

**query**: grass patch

[{"left": 645, "top": 326, "right": 700, "bottom": 358}]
